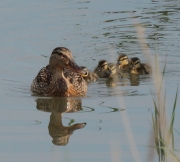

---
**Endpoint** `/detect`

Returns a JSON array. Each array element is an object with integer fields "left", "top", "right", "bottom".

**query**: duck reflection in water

[
  {"left": 130, "top": 74, "right": 140, "bottom": 86},
  {"left": 106, "top": 78, "right": 116, "bottom": 87},
  {"left": 105, "top": 77, "right": 130, "bottom": 87},
  {"left": 36, "top": 97, "right": 86, "bottom": 146}
]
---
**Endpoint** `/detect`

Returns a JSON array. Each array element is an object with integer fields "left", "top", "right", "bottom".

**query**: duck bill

[
  {"left": 67, "top": 60, "right": 83, "bottom": 73},
  {"left": 72, "top": 123, "right": 86, "bottom": 130},
  {"left": 109, "top": 71, "right": 115, "bottom": 78},
  {"left": 81, "top": 72, "right": 88, "bottom": 77}
]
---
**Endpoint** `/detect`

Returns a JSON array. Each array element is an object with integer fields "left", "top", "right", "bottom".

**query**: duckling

[
  {"left": 130, "top": 57, "right": 151, "bottom": 75},
  {"left": 80, "top": 66, "right": 98, "bottom": 82},
  {"left": 31, "top": 47, "right": 87, "bottom": 96},
  {"left": 94, "top": 60, "right": 117, "bottom": 78},
  {"left": 117, "top": 54, "right": 131, "bottom": 74},
  {"left": 108, "top": 63, "right": 117, "bottom": 77}
]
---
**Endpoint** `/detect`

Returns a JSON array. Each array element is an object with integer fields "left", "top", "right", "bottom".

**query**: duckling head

[
  {"left": 49, "top": 47, "right": 82, "bottom": 73},
  {"left": 131, "top": 57, "right": 141, "bottom": 69},
  {"left": 108, "top": 63, "right": 117, "bottom": 78},
  {"left": 117, "top": 54, "right": 129, "bottom": 66},
  {"left": 97, "top": 60, "right": 109, "bottom": 72},
  {"left": 80, "top": 66, "right": 89, "bottom": 77}
]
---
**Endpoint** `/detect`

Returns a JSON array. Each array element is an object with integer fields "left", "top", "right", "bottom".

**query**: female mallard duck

[
  {"left": 80, "top": 66, "right": 98, "bottom": 82},
  {"left": 117, "top": 54, "right": 131, "bottom": 73},
  {"left": 94, "top": 60, "right": 117, "bottom": 78},
  {"left": 31, "top": 47, "right": 87, "bottom": 96},
  {"left": 130, "top": 57, "right": 151, "bottom": 75}
]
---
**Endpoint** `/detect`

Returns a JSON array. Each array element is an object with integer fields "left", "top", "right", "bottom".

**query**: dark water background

[{"left": 0, "top": 0, "right": 180, "bottom": 161}]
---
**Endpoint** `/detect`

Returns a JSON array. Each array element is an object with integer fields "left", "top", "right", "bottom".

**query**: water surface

[{"left": 0, "top": 0, "right": 180, "bottom": 161}]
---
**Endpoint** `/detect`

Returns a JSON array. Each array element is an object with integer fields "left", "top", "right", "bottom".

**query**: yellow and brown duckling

[
  {"left": 117, "top": 54, "right": 131, "bottom": 74},
  {"left": 80, "top": 66, "right": 98, "bottom": 82},
  {"left": 108, "top": 63, "right": 117, "bottom": 77},
  {"left": 130, "top": 57, "right": 151, "bottom": 75},
  {"left": 94, "top": 60, "right": 117, "bottom": 78},
  {"left": 31, "top": 47, "right": 87, "bottom": 96}
]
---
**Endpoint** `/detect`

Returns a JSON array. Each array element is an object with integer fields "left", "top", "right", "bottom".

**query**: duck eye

[
  {"left": 98, "top": 66, "right": 102, "bottom": 71},
  {"left": 60, "top": 55, "right": 69, "bottom": 65},
  {"left": 101, "top": 65, "right": 106, "bottom": 69},
  {"left": 102, "top": 63, "right": 107, "bottom": 67},
  {"left": 58, "top": 55, "right": 64, "bottom": 59},
  {"left": 135, "top": 60, "right": 140, "bottom": 65},
  {"left": 111, "top": 66, "right": 115, "bottom": 71},
  {"left": 120, "top": 57, "right": 128, "bottom": 62}
]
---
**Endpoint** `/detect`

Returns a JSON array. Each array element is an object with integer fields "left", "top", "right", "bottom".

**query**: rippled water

[{"left": 0, "top": 0, "right": 180, "bottom": 161}]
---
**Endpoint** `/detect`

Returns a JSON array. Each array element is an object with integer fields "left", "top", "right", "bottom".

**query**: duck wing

[
  {"left": 142, "top": 64, "right": 151, "bottom": 74},
  {"left": 63, "top": 68, "right": 87, "bottom": 96},
  {"left": 31, "top": 65, "right": 55, "bottom": 94}
]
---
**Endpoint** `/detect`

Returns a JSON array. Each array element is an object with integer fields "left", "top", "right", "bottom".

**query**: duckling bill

[{"left": 31, "top": 47, "right": 87, "bottom": 96}]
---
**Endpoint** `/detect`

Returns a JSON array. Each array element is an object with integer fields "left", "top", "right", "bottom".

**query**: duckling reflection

[
  {"left": 106, "top": 77, "right": 130, "bottom": 87},
  {"left": 106, "top": 78, "right": 116, "bottom": 87},
  {"left": 36, "top": 97, "right": 86, "bottom": 146},
  {"left": 130, "top": 74, "right": 140, "bottom": 86}
]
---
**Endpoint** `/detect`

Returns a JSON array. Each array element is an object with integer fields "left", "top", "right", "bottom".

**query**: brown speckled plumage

[
  {"left": 31, "top": 65, "right": 57, "bottom": 95},
  {"left": 63, "top": 68, "right": 87, "bottom": 96},
  {"left": 31, "top": 47, "right": 87, "bottom": 96}
]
